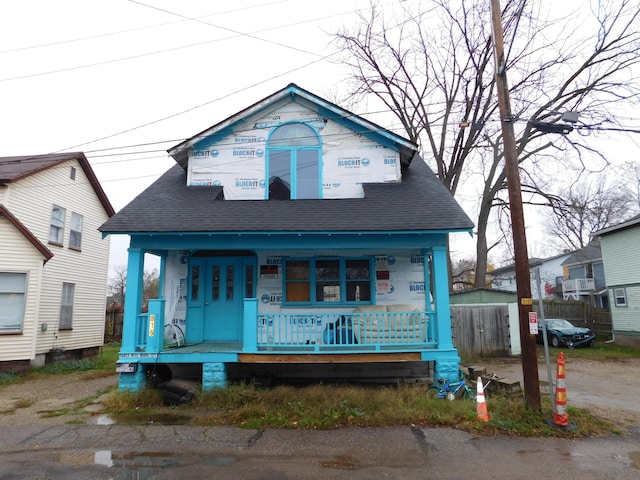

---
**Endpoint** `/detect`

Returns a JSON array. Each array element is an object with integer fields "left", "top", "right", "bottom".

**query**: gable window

[
  {"left": 283, "top": 258, "right": 372, "bottom": 306},
  {"left": 60, "top": 282, "right": 75, "bottom": 329},
  {"left": 267, "top": 122, "right": 321, "bottom": 199},
  {"left": 613, "top": 288, "right": 627, "bottom": 307},
  {"left": 49, "top": 205, "right": 66, "bottom": 245},
  {"left": 0, "top": 272, "right": 27, "bottom": 334},
  {"left": 69, "top": 212, "right": 84, "bottom": 250}
]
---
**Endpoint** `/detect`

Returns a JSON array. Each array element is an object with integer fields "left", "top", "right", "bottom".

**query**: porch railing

[
  {"left": 255, "top": 311, "right": 436, "bottom": 351},
  {"left": 562, "top": 278, "right": 595, "bottom": 297}
]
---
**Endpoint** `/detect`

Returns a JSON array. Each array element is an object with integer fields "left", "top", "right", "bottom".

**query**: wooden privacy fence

[
  {"left": 533, "top": 300, "right": 612, "bottom": 339},
  {"left": 451, "top": 305, "right": 512, "bottom": 358},
  {"left": 105, "top": 305, "right": 124, "bottom": 343},
  {"left": 452, "top": 300, "right": 612, "bottom": 358}
]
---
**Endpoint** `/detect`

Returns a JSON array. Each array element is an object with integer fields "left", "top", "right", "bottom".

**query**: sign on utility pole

[{"left": 489, "top": 0, "right": 541, "bottom": 411}]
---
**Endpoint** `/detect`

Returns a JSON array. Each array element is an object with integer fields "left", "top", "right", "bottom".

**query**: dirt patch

[{"left": 0, "top": 371, "right": 118, "bottom": 426}]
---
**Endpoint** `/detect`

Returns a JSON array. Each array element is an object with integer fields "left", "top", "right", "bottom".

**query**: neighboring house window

[
  {"left": 613, "top": 288, "right": 627, "bottom": 307},
  {"left": 69, "top": 212, "right": 84, "bottom": 250},
  {"left": 49, "top": 205, "right": 66, "bottom": 245},
  {"left": 267, "top": 122, "right": 321, "bottom": 199},
  {"left": 70, "top": 166, "right": 76, "bottom": 180},
  {"left": 283, "top": 258, "right": 371, "bottom": 306},
  {"left": 0, "top": 272, "right": 27, "bottom": 334},
  {"left": 60, "top": 283, "right": 75, "bottom": 329}
]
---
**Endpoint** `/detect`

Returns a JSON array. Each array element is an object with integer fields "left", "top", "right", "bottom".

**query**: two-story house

[
  {"left": 488, "top": 252, "right": 572, "bottom": 300},
  {"left": 0, "top": 152, "right": 114, "bottom": 371},
  {"left": 561, "top": 240, "right": 607, "bottom": 307},
  {"left": 99, "top": 84, "right": 474, "bottom": 392},
  {"left": 594, "top": 215, "right": 640, "bottom": 346}
]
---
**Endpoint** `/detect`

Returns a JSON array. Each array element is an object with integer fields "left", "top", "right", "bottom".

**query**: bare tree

[
  {"left": 107, "top": 266, "right": 159, "bottom": 310},
  {"left": 333, "top": 0, "right": 640, "bottom": 286},
  {"left": 107, "top": 265, "right": 127, "bottom": 306},
  {"left": 543, "top": 177, "right": 636, "bottom": 251},
  {"left": 451, "top": 258, "right": 478, "bottom": 290}
]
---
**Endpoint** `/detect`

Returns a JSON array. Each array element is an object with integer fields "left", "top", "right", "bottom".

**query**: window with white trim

[
  {"left": 49, "top": 205, "right": 66, "bottom": 245},
  {"left": 283, "top": 258, "right": 372, "bottom": 306},
  {"left": 0, "top": 272, "right": 27, "bottom": 334},
  {"left": 267, "top": 122, "right": 321, "bottom": 199},
  {"left": 613, "top": 288, "right": 627, "bottom": 307},
  {"left": 60, "top": 282, "right": 75, "bottom": 329},
  {"left": 69, "top": 212, "right": 84, "bottom": 250}
]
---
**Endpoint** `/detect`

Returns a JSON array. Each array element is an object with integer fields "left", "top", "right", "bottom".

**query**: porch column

[
  {"left": 431, "top": 245, "right": 454, "bottom": 350},
  {"left": 431, "top": 245, "right": 460, "bottom": 383},
  {"left": 121, "top": 247, "right": 145, "bottom": 353},
  {"left": 243, "top": 298, "right": 258, "bottom": 352}
]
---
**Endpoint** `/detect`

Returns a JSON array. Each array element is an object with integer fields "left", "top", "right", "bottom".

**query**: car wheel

[{"left": 551, "top": 335, "right": 560, "bottom": 347}]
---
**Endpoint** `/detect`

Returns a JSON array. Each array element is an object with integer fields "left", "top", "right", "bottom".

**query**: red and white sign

[{"left": 528, "top": 312, "right": 538, "bottom": 335}]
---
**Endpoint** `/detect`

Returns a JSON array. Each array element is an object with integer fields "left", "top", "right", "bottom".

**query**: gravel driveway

[{"left": 476, "top": 354, "right": 639, "bottom": 429}]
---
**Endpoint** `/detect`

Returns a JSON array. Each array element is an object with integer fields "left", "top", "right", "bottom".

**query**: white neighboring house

[
  {"left": 594, "top": 214, "right": 640, "bottom": 347},
  {"left": 0, "top": 152, "right": 114, "bottom": 371},
  {"left": 489, "top": 252, "right": 572, "bottom": 299}
]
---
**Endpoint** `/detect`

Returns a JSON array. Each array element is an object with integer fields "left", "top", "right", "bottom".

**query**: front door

[{"left": 189, "top": 257, "right": 254, "bottom": 342}]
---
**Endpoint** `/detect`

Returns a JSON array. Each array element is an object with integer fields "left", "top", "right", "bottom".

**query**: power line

[
  {"left": 0, "top": 1, "right": 289, "bottom": 54},
  {"left": 0, "top": 2, "right": 368, "bottom": 83}
]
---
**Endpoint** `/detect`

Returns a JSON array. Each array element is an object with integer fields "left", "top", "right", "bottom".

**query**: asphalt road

[{"left": 1, "top": 424, "right": 639, "bottom": 479}]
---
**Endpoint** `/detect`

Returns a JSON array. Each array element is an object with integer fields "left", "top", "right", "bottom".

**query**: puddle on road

[
  {"left": 60, "top": 450, "right": 237, "bottom": 478},
  {"left": 90, "top": 413, "right": 192, "bottom": 426}
]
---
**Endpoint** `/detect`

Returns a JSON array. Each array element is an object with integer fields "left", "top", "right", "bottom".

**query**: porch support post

[
  {"left": 431, "top": 245, "right": 460, "bottom": 383},
  {"left": 422, "top": 249, "right": 432, "bottom": 312},
  {"left": 243, "top": 298, "right": 258, "bottom": 352},
  {"left": 203, "top": 362, "right": 227, "bottom": 390},
  {"left": 121, "top": 247, "right": 144, "bottom": 353},
  {"left": 431, "top": 245, "right": 454, "bottom": 350},
  {"left": 146, "top": 299, "right": 165, "bottom": 353}
]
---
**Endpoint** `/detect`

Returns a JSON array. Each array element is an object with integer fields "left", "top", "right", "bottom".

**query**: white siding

[
  {"left": 600, "top": 226, "right": 640, "bottom": 334},
  {"left": 600, "top": 227, "right": 640, "bottom": 286},
  {"left": 0, "top": 217, "right": 44, "bottom": 362},
  {"left": 4, "top": 159, "right": 111, "bottom": 356}
]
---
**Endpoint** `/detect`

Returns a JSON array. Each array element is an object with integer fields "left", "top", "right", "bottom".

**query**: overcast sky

[
  {"left": 1, "top": 0, "right": 388, "bottom": 272},
  {"left": 2, "top": 1, "right": 637, "bottom": 276}
]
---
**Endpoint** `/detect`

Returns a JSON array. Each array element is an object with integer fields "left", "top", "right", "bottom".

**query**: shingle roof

[
  {"left": 561, "top": 240, "right": 602, "bottom": 266},
  {"left": 99, "top": 153, "right": 474, "bottom": 234},
  {"left": 0, "top": 152, "right": 115, "bottom": 217}
]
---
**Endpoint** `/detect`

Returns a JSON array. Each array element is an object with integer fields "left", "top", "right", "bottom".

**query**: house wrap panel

[{"left": 187, "top": 102, "right": 400, "bottom": 199}]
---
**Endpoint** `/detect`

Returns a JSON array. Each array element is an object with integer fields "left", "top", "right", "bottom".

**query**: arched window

[{"left": 267, "top": 122, "right": 321, "bottom": 199}]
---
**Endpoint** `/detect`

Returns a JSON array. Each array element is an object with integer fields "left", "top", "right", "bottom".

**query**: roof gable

[
  {"left": 168, "top": 83, "right": 418, "bottom": 170},
  {"left": 0, "top": 204, "right": 53, "bottom": 262},
  {"left": 0, "top": 152, "right": 115, "bottom": 217}
]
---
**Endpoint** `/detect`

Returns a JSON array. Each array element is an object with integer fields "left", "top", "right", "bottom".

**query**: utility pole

[{"left": 490, "top": 0, "right": 541, "bottom": 411}]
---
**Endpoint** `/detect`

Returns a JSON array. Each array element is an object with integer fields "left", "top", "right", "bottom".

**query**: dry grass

[{"left": 103, "top": 383, "right": 616, "bottom": 437}]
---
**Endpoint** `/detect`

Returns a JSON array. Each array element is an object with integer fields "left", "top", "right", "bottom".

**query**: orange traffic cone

[
  {"left": 550, "top": 352, "right": 578, "bottom": 431},
  {"left": 476, "top": 377, "right": 489, "bottom": 422},
  {"left": 553, "top": 352, "right": 569, "bottom": 426}
]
